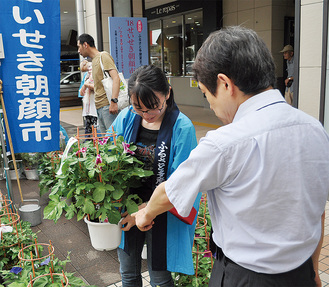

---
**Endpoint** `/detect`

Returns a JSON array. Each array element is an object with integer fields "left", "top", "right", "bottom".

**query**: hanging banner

[
  {"left": 108, "top": 17, "right": 149, "bottom": 79},
  {"left": 0, "top": 0, "right": 60, "bottom": 153}
]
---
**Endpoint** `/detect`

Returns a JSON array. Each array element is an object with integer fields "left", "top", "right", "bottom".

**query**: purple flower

[
  {"left": 10, "top": 267, "right": 22, "bottom": 274},
  {"left": 76, "top": 147, "right": 87, "bottom": 158},
  {"left": 40, "top": 257, "right": 50, "bottom": 266},
  {"left": 99, "top": 137, "right": 109, "bottom": 145},
  {"left": 122, "top": 142, "right": 135, "bottom": 155},
  {"left": 203, "top": 250, "right": 212, "bottom": 258},
  {"left": 96, "top": 154, "right": 102, "bottom": 165}
]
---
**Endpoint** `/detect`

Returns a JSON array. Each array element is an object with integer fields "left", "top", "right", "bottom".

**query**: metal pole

[
  {"left": 0, "top": 80, "right": 15, "bottom": 208},
  {"left": 75, "top": 0, "right": 85, "bottom": 36},
  {"left": 0, "top": 79, "right": 24, "bottom": 203}
]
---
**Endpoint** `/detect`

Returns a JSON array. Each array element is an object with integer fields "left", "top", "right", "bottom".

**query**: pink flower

[
  {"left": 122, "top": 142, "right": 135, "bottom": 155},
  {"left": 203, "top": 250, "right": 212, "bottom": 258},
  {"left": 96, "top": 154, "right": 102, "bottom": 165},
  {"left": 99, "top": 137, "right": 109, "bottom": 145},
  {"left": 76, "top": 147, "right": 88, "bottom": 158}
]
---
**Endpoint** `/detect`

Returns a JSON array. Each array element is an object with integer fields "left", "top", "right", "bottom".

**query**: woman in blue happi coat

[{"left": 109, "top": 65, "right": 201, "bottom": 287}]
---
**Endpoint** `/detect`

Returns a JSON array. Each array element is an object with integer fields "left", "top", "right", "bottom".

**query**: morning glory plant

[{"left": 43, "top": 135, "right": 153, "bottom": 225}]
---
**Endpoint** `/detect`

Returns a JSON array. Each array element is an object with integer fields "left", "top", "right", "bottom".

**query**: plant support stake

[{"left": 0, "top": 79, "right": 24, "bottom": 203}]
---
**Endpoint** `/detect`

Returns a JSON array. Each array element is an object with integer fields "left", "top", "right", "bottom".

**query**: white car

[{"left": 60, "top": 71, "right": 81, "bottom": 99}]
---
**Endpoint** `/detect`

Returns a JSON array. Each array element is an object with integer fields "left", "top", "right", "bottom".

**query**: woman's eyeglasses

[{"left": 131, "top": 99, "right": 166, "bottom": 116}]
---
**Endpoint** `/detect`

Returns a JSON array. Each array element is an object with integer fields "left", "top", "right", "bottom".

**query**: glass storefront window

[
  {"left": 184, "top": 10, "right": 203, "bottom": 76},
  {"left": 149, "top": 21, "right": 162, "bottom": 70},
  {"left": 148, "top": 9, "right": 203, "bottom": 77},
  {"left": 163, "top": 15, "right": 183, "bottom": 76}
]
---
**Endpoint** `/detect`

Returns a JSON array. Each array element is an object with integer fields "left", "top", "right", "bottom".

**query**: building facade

[{"left": 76, "top": 0, "right": 328, "bottom": 131}]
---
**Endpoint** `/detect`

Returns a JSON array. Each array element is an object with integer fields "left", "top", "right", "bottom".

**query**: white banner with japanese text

[{"left": 0, "top": 0, "right": 60, "bottom": 153}]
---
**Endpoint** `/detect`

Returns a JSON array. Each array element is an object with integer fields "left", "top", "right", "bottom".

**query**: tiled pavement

[
  {"left": 319, "top": 204, "right": 329, "bottom": 286},
  {"left": 3, "top": 104, "right": 329, "bottom": 286}
]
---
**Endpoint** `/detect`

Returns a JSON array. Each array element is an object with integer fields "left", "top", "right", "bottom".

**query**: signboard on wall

[
  {"left": 145, "top": 1, "right": 202, "bottom": 20},
  {"left": 108, "top": 17, "right": 149, "bottom": 79},
  {"left": 0, "top": 0, "right": 60, "bottom": 153}
]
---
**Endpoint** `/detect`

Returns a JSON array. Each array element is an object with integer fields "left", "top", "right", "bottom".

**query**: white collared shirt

[{"left": 166, "top": 89, "right": 329, "bottom": 274}]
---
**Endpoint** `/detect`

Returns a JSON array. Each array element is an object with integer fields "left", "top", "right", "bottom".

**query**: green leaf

[
  {"left": 32, "top": 276, "right": 48, "bottom": 287},
  {"left": 82, "top": 199, "right": 95, "bottom": 215},
  {"left": 65, "top": 204, "right": 76, "bottom": 220},
  {"left": 65, "top": 276, "right": 84, "bottom": 286},
  {"left": 112, "top": 189, "right": 124, "bottom": 200},
  {"left": 77, "top": 210, "right": 85, "bottom": 221},
  {"left": 126, "top": 199, "right": 139, "bottom": 214},
  {"left": 76, "top": 182, "right": 86, "bottom": 192},
  {"left": 105, "top": 184, "right": 115, "bottom": 191},
  {"left": 88, "top": 169, "right": 95, "bottom": 178},
  {"left": 123, "top": 157, "right": 134, "bottom": 164},
  {"left": 43, "top": 195, "right": 66, "bottom": 222},
  {"left": 107, "top": 208, "right": 121, "bottom": 224},
  {"left": 93, "top": 186, "right": 105, "bottom": 202},
  {"left": 8, "top": 283, "right": 26, "bottom": 287},
  {"left": 112, "top": 202, "right": 123, "bottom": 208},
  {"left": 144, "top": 170, "right": 154, "bottom": 177}
]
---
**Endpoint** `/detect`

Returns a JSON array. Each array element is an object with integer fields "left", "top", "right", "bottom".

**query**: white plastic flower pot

[
  {"left": 84, "top": 217, "right": 122, "bottom": 251},
  {"left": 9, "top": 168, "right": 23, "bottom": 180},
  {"left": 24, "top": 169, "right": 39, "bottom": 180},
  {"left": 141, "top": 244, "right": 147, "bottom": 259}
]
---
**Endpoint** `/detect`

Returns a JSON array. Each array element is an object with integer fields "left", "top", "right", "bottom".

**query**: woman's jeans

[{"left": 117, "top": 227, "right": 174, "bottom": 287}]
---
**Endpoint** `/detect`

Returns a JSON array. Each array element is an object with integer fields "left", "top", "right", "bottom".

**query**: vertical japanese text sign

[
  {"left": 108, "top": 17, "right": 149, "bottom": 79},
  {"left": 0, "top": 0, "right": 60, "bottom": 153}
]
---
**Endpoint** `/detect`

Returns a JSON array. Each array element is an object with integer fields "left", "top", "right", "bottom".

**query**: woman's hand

[
  {"left": 119, "top": 212, "right": 135, "bottom": 231},
  {"left": 119, "top": 203, "right": 148, "bottom": 231}
]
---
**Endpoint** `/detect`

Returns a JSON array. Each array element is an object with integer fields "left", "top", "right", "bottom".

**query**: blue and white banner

[
  {"left": 108, "top": 17, "right": 149, "bottom": 79},
  {"left": 0, "top": 0, "right": 60, "bottom": 153}
]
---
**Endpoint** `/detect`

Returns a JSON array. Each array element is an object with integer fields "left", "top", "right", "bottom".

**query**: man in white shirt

[{"left": 133, "top": 26, "right": 329, "bottom": 287}]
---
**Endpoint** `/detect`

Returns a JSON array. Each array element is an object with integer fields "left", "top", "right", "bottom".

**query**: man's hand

[
  {"left": 132, "top": 208, "right": 155, "bottom": 232},
  {"left": 109, "top": 102, "right": 118, "bottom": 114},
  {"left": 285, "top": 77, "right": 293, "bottom": 86},
  {"left": 314, "top": 271, "right": 322, "bottom": 287},
  {"left": 131, "top": 182, "right": 173, "bottom": 232}
]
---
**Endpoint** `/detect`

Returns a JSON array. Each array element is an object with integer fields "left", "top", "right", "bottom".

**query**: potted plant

[
  {"left": 7, "top": 153, "right": 23, "bottom": 180},
  {"left": 38, "top": 151, "right": 63, "bottom": 196},
  {"left": 1, "top": 251, "right": 91, "bottom": 287},
  {"left": 44, "top": 133, "right": 153, "bottom": 250},
  {"left": 0, "top": 219, "right": 37, "bottom": 272},
  {"left": 21, "top": 152, "right": 41, "bottom": 180}
]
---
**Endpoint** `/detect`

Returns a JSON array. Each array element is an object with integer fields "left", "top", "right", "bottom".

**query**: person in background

[
  {"left": 77, "top": 33, "right": 120, "bottom": 134},
  {"left": 110, "top": 65, "right": 201, "bottom": 287},
  {"left": 133, "top": 26, "right": 329, "bottom": 287},
  {"left": 280, "top": 44, "right": 294, "bottom": 105},
  {"left": 79, "top": 59, "right": 97, "bottom": 134}
]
